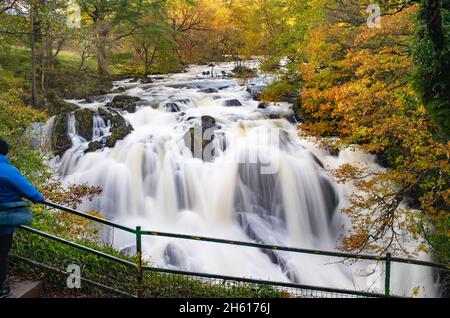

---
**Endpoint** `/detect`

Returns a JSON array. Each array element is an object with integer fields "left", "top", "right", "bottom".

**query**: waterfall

[{"left": 50, "top": 61, "right": 439, "bottom": 297}]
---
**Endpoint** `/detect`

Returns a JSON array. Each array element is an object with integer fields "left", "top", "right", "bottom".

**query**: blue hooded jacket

[{"left": 0, "top": 154, "right": 44, "bottom": 236}]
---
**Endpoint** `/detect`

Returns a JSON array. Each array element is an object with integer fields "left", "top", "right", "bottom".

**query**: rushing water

[{"left": 49, "top": 61, "right": 439, "bottom": 297}]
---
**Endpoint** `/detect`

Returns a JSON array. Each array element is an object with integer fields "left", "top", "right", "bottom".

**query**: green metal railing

[{"left": 13, "top": 200, "right": 449, "bottom": 298}]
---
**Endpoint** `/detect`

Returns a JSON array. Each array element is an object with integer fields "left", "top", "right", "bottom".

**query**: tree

[
  {"left": 76, "top": 0, "right": 150, "bottom": 75},
  {"left": 414, "top": 0, "right": 450, "bottom": 139},
  {"left": 298, "top": 3, "right": 449, "bottom": 262}
]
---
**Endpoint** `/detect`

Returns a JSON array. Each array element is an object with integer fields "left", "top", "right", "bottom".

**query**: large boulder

[
  {"left": 224, "top": 99, "right": 242, "bottom": 107},
  {"left": 73, "top": 108, "right": 95, "bottom": 141},
  {"left": 98, "top": 108, "right": 133, "bottom": 148},
  {"left": 199, "top": 88, "right": 218, "bottom": 94},
  {"left": 202, "top": 115, "right": 216, "bottom": 130},
  {"left": 85, "top": 141, "right": 103, "bottom": 154},
  {"left": 106, "top": 95, "right": 142, "bottom": 113},
  {"left": 164, "top": 103, "right": 181, "bottom": 113},
  {"left": 183, "top": 115, "right": 220, "bottom": 161},
  {"left": 46, "top": 93, "right": 79, "bottom": 116},
  {"left": 51, "top": 114, "right": 72, "bottom": 156},
  {"left": 319, "top": 176, "right": 340, "bottom": 221}
]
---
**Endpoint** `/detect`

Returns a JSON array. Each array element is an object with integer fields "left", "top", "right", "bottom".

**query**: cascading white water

[{"left": 53, "top": 61, "right": 440, "bottom": 297}]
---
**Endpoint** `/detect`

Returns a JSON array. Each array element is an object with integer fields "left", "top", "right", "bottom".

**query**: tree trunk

[
  {"left": 96, "top": 39, "right": 110, "bottom": 75},
  {"left": 420, "top": 0, "right": 445, "bottom": 51},
  {"left": 94, "top": 17, "right": 111, "bottom": 76},
  {"left": 30, "top": 1, "right": 37, "bottom": 108}
]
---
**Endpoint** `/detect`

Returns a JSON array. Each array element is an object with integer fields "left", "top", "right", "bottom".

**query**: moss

[
  {"left": 107, "top": 95, "right": 141, "bottom": 113},
  {"left": 232, "top": 65, "right": 257, "bottom": 78},
  {"left": 74, "top": 108, "right": 95, "bottom": 141},
  {"left": 98, "top": 108, "right": 133, "bottom": 148},
  {"left": 46, "top": 94, "right": 79, "bottom": 116},
  {"left": 51, "top": 114, "right": 71, "bottom": 156}
]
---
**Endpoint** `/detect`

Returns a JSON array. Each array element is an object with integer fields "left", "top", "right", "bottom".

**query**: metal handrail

[
  {"left": 13, "top": 200, "right": 448, "bottom": 298},
  {"left": 42, "top": 201, "right": 449, "bottom": 269}
]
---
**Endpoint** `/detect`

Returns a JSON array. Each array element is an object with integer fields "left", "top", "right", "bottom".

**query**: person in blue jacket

[{"left": 0, "top": 138, "right": 45, "bottom": 298}]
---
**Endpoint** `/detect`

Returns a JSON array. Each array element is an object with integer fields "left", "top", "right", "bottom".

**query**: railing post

[
  {"left": 385, "top": 253, "right": 391, "bottom": 297},
  {"left": 136, "top": 226, "right": 143, "bottom": 298}
]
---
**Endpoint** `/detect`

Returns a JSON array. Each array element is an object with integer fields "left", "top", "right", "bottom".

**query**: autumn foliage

[{"left": 300, "top": 6, "right": 449, "bottom": 261}]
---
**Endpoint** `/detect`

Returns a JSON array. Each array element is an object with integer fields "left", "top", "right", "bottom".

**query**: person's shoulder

[{"left": 0, "top": 161, "right": 21, "bottom": 177}]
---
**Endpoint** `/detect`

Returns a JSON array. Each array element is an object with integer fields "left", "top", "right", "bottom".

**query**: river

[{"left": 48, "top": 61, "right": 438, "bottom": 297}]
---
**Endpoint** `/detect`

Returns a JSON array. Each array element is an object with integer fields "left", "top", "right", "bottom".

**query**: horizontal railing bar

[
  {"left": 10, "top": 254, "right": 137, "bottom": 298},
  {"left": 140, "top": 230, "right": 386, "bottom": 261},
  {"left": 141, "top": 265, "right": 388, "bottom": 298},
  {"left": 41, "top": 201, "right": 449, "bottom": 270},
  {"left": 390, "top": 256, "right": 449, "bottom": 270},
  {"left": 19, "top": 226, "right": 136, "bottom": 269},
  {"left": 43, "top": 201, "right": 136, "bottom": 234}
]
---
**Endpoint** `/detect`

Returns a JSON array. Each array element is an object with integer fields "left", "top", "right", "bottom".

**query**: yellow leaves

[{"left": 412, "top": 286, "right": 421, "bottom": 297}]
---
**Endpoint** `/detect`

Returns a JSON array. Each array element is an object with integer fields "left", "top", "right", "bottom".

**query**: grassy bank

[{"left": 0, "top": 47, "right": 119, "bottom": 104}]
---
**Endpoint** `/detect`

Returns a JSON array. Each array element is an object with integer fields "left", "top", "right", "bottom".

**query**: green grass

[{"left": 0, "top": 47, "right": 113, "bottom": 102}]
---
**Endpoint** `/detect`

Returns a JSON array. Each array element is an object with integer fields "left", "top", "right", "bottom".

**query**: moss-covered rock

[
  {"left": 183, "top": 115, "right": 220, "bottom": 161},
  {"left": 74, "top": 108, "right": 95, "bottom": 141},
  {"left": 51, "top": 114, "right": 72, "bottom": 156},
  {"left": 106, "top": 95, "right": 142, "bottom": 113},
  {"left": 98, "top": 108, "right": 133, "bottom": 148},
  {"left": 46, "top": 93, "right": 79, "bottom": 116},
  {"left": 85, "top": 141, "right": 103, "bottom": 154},
  {"left": 231, "top": 65, "right": 257, "bottom": 78}
]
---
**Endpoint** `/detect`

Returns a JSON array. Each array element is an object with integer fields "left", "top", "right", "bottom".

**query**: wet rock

[
  {"left": 51, "top": 114, "right": 72, "bottom": 156},
  {"left": 232, "top": 65, "right": 257, "bottom": 77},
  {"left": 237, "top": 162, "right": 283, "bottom": 220},
  {"left": 183, "top": 115, "right": 220, "bottom": 161},
  {"left": 237, "top": 213, "right": 299, "bottom": 283},
  {"left": 174, "top": 99, "right": 191, "bottom": 105},
  {"left": 106, "top": 95, "right": 142, "bottom": 113},
  {"left": 224, "top": 99, "right": 242, "bottom": 107},
  {"left": 85, "top": 141, "right": 103, "bottom": 153},
  {"left": 140, "top": 77, "right": 153, "bottom": 84},
  {"left": 326, "top": 145, "right": 340, "bottom": 157},
  {"left": 110, "top": 86, "right": 126, "bottom": 94},
  {"left": 201, "top": 115, "right": 216, "bottom": 130},
  {"left": 375, "top": 153, "right": 389, "bottom": 168},
  {"left": 258, "top": 102, "right": 268, "bottom": 109},
  {"left": 163, "top": 243, "right": 184, "bottom": 267},
  {"left": 73, "top": 108, "right": 95, "bottom": 141},
  {"left": 199, "top": 88, "right": 218, "bottom": 94},
  {"left": 311, "top": 153, "right": 325, "bottom": 169},
  {"left": 120, "top": 244, "right": 136, "bottom": 257},
  {"left": 164, "top": 103, "right": 181, "bottom": 113},
  {"left": 46, "top": 93, "right": 79, "bottom": 116},
  {"left": 319, "top": 175, "right": 340, "bottom": 221},
  {"left": 264, "top": 109, "right": 297, "bottom": 123},
  {"left": 98, "top": 108, "right": 133, "bottom": 148}
]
